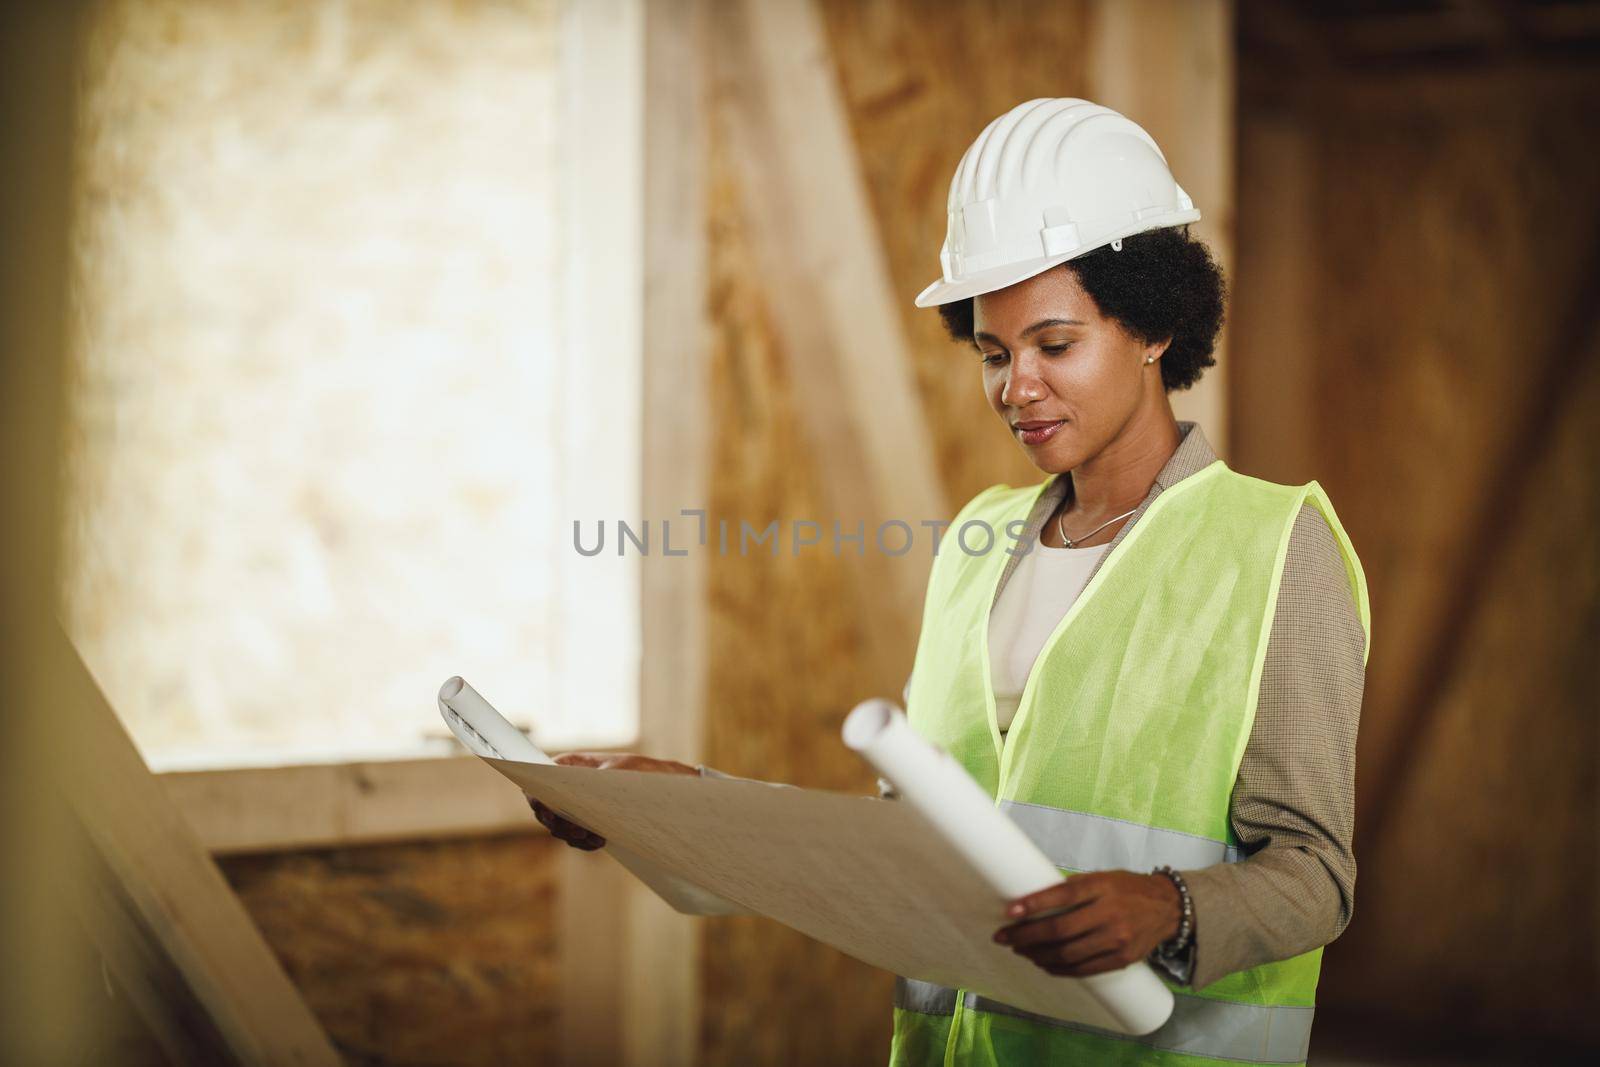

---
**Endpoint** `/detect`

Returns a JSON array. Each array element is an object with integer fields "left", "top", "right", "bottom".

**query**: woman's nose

[{"left": 1002, "top": 365, "right": 1045, "bottom": 407}]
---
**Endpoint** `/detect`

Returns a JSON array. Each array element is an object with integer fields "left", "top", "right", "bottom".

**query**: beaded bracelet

[{"left": 1152, "top": 865, "right": 1195, "bottom": 956}]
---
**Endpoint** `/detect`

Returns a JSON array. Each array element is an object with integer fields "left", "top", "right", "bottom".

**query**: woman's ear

[{"left": 1142, "top": 338, "right": 1172, "bottom": 365}]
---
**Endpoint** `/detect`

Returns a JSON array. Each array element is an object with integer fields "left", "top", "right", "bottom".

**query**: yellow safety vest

[{"left": 892, "top": 459, "right": 1371, "bottom": 1066}]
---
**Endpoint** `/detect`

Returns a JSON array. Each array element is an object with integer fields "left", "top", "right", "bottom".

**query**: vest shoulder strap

[
  {"left": 955, "top": 481, "right": 1041, "bottom": 525},
  {"left": 1210, "top": 466, "right": 1373, "bottom": 665}
]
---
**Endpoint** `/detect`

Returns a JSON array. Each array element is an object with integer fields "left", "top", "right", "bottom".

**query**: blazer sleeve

[{"left": 1162, "top": 502, "right": 1368, "bottom": 990}]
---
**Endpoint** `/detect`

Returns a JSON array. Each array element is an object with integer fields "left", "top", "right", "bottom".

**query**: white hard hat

[{"left": 914, "top": 98, "right": 1200, "bottom": 308}]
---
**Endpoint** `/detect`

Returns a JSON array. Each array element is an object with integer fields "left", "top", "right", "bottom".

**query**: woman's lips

[{"left": 1014, "top": 419, "right": 1066, "bottom": 445}]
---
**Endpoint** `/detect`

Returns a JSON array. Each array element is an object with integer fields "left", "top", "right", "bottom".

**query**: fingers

[
  {"left": 994, "top": 899, "right": 1106, "bottom": 949},
  {"left": 531, "top": 751, "right": 695, "bottom": 853},
  {"left": 557, "top": 752, "right": 697, "bottom": 775},
  {"left": 1001, "top": 909, "right": 1137, "bottom": 977},
  {"left": 553, "top": 751, "right": 609, "bottom": 768},
  {"left": 994, "top": 872, "right": 1157, "bottom": 978},
  {"left": 1020, "top": 922, "right": 1131, "bottom": 974},
  {"left": 527, "top": 796, "right": 606, "bottom": 850},
  {"left": 599, "top": 754, "right": 699, "bottom": 775},
  {"left": 1004, "top": 874, "right": 1098, "bottom": 920},
  {"left": 1036, "top": 947, "right": 1124, "bottom": 978}
]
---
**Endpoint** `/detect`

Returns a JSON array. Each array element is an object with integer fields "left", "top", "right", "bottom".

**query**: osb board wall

[
  {"left": 694, "top": 74, "right": 897, "bottom": 1067},
  {"left": 220, "top": 833, "right": 561, "bottom": 1065},
  {"left": 698, "top": 3, "right": 1092, "bottom": 1064},
  {"left": 1234, "top": 85, "right": 1600, "bottom": 1043},
  {"left": 813, "top": 0, "right": 1094, "bottom": 507}
]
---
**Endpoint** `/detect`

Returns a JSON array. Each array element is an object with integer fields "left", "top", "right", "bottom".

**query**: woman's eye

[
  {"left": 1040, "top": 343, "right": 1073, "bottom": 356},
  {"left": 980, "top": 351, "right": 1008, "bottom": 366}
]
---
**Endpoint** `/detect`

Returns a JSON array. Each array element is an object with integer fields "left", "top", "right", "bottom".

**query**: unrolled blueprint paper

[
  {"left": 439, "top": 677, "right": 750, "bottom": 917},
  {"left": 444, "top": 678, "right": 1173, "bottom": 1034}
]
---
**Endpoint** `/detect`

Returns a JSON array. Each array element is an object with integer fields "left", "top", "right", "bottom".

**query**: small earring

[{"left": 1144, "top": 356, "right": 1154, "bottom": 364}]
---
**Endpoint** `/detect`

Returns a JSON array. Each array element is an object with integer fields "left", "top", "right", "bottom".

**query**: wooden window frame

[{"left": 148, "top": 0, "right": 699, "bottom": 859}]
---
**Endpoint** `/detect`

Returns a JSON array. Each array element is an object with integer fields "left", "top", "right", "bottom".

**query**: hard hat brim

[
  {"left": 912, "top": 252, "right": 1079, "bottom": 309},
  {"left": 913, "top": 211, "right": 1203, "bottom": 309}
]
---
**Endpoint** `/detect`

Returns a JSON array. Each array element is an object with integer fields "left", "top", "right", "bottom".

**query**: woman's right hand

[{"left": 528, "top": 751, "right": 699, "bottom": 850}]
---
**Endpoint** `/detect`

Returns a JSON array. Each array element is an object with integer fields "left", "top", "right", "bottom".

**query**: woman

[{"left": 531, "top": 99, "right": 1369, "bottom": 1067}]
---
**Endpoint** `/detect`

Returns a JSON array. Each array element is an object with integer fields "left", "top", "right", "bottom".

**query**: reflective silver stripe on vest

[
  {"left": 896, "top": 980, "right": 1313, "bottom": 1063},
  {"left": 1000, "top": 800, "right": 1244, "bottom": 872},
  {"left": 893, "top": 976, "right": 957, "bottom": 1016},
  {"left": 967, "top": 990, "right": 1314, "bottom": 1064}
]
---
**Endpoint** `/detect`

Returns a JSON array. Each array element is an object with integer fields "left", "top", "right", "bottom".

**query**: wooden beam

[
  {"left": 640, "top": 0, "right": 711, "bottom": 773},
  {"left": 1524, "top": 1, "right": 1600, "bottom": 40},
  {"left": 559, "top": 849, "right": 629, "bottom": 1067},
  {"left": 712, "top": 0, "right": 948, "bottom": 686},
  {"left": 1335, "top": 6, "right": 1510, "bottom": 57},
  {"left": 69, "top": 818, "right": 240, "bottom": 1064},
  {"left": 1, "top": 4, "right": 104, "bottom": 1060},
  {"left": 163, "top": 756, "right": 539, "bottom": 854},
  {"left": 624, "top": 1, "right": 712, "bottom": 1065},
  {"left": 57, "top": 628, "right": 340, "bottom": 1065},
  {"left": 1088, "top": 0, "right": 1236, "bottom": 457}
]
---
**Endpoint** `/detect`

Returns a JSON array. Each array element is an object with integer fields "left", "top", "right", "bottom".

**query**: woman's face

[{"left": 972, "top": 264, "right": 1167, "bottom": 474}]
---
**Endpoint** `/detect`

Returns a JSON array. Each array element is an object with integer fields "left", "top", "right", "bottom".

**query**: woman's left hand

[{"left": 993, "top": 871, "right": 1183, "bottom": 978}]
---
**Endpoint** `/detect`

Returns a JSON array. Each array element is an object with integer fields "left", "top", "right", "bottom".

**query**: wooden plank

[
  {"left": 630, "top": 0, "right": 711, "bottom": 1064},
  {"left": 559, "top": 848, "right": 629, "bottom": 1067},
  {"left": 640, "top": 0, "right": 712, "bottom": 771},
  {"left": 164, "top": 755, "right": 539, "bottom": 855},
  {"left": 1, "top": 5, "right": 108, "bottom": 1061},
  {"left": 1088, "top": 0, "right": 1235, "bottom": 456},
  {"left": 713, "top": 0, "right": 948, "bottom": 686},
  {"left": 69, "top": 816, "right": 239, "bottom": 1064},
  {"left": 57, "top": 628, "right": 340, "bottom": 1065}
]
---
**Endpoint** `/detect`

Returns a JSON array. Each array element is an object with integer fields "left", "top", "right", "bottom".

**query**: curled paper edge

[{"left": 438, "top": 675, "right": 751, "bottom": 917}]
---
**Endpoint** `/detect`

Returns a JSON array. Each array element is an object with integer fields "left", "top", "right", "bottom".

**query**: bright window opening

[{"left": 61, "top": 0, "right": 643, "bottom": 771}]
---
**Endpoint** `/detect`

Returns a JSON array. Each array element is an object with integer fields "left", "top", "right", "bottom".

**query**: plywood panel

[
  {"left": 1235, "top": 73, "right": 1600, "bottom": 1045},
  {"left": 222, "top": 834, "right": 563, "bottom": 1066},
  {"left": 815, "top": 0, "right": 1095, "bottom": 509},
  {"left": 698, "top": 66, "right": 895, "bottom": 1066},
  {"left": 713, "top": 0, "right": 947, "bottom": 691}
]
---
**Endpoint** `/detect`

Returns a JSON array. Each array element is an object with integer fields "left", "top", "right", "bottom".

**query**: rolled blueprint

[
  {"left": 437, "top": 676, "right": 750, "bottom": 917},
  {"left": 440, "top": 676, "right": 554, "bottom": 764},
  {"left": 843, "top": 698, "right": 1174, "bottom": 1033},
  {"left": 843, "top": 699, "right": 1061, "bottom": 898}
]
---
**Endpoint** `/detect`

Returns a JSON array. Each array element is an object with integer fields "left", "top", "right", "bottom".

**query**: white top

[{"left": 988, "top": 537, "right": 1110, "bottom": 733}]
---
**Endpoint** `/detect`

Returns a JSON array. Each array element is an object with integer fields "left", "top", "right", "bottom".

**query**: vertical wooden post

[
  {"left": 559, "top": 848, "right": 629, "bottom": 1067},
  {"left": 1088, "top": 0, "right": 1236, "bottom": 455},
  {"left": 1, "top": 4, "right": 97, "bottom": 1060},
  {"left": 630, "top": 0, "right": 712, "bottom": 1065}
]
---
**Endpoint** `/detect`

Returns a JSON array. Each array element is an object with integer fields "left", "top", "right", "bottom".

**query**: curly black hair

[{"left": 935, "top": 226, "right": 1227, "bottom": 393}]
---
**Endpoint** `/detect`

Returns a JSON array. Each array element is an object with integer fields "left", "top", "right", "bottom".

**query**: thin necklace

[{"left": 1056, "top": 505, "right": 1138, "bottom": 549}]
